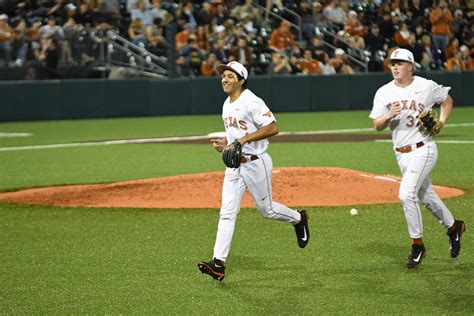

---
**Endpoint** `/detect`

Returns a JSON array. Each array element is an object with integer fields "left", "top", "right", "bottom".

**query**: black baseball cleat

[
  {"left": 406, "top": 244, "right": 426, "bottom": 268},
  {"left": 294, "top": 210, "right": 310, "bottom": 248},
  {"left": 198, "top": 258, "right": 225, "bottom": 281},
  {"left": 447, "top": 220, "right": 466, "bottom": 258}
]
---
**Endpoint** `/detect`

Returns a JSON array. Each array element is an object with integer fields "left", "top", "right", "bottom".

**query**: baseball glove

[
  {"left": 418, "top": 109, "right": 443, "bottom": 135},
  {"left": 222, "top": 140, "right": 242, "bottom": 168}
]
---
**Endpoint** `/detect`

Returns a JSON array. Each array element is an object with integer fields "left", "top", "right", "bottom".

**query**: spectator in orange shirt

[
  {"left": 429, "top": 0, "right": 453, "bottom": 59},
  {"left": 394, "top": 22, "right": 414, "bottom": 47},
  {"left": 200, "top": 53, "right": 219, "bottom": 76},
  {"left": 269, "top": 20, "right": 300, "bottom": 55},
  {"left": 344, "top": 10, "right": 367, "bottom": 37},
  {"left": 445, "top": 37, "right": 460, "bottom": 60},
  {"left": 175, "top": 23, "right": 194, "bottom": 51},
  {"left": 446, "top": 49, "right": 465, "bottom": 71},
  {"left": 298, "top": 49, "right": 322, "bottom": 75}
]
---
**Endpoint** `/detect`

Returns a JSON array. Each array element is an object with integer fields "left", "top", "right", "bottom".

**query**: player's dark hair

[{"left": 235, "top": 73, "right": 247, "bottom": 89}]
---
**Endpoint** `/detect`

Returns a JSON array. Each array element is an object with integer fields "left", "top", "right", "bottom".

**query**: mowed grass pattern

[{"left": 1, "top": 108, "right": 473, "bottom": 314}]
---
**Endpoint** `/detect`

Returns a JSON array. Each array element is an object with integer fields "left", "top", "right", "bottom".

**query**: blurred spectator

[
  {"left": 195, "top": 2, "right": 213, "bottom": 27},
  {"left": 128, "top": 18, "right": 145, "bottom": 44},
  {"left": 407, "top": 0, "right": 426, "bottom": 28},
  {"left": 329, "top": 48, "right": 354, "bottom": 74},
  {"left": 92, "top": 1, "right": 118, "bottom": 31},
  {"left": 176, "top": 54, "right": 194, "bottom": 77},
  {"left": 420, "top": 34, "right": 441, "bottom": 70},
  {"left": 299, "top": 1, "right": 328, "bottom": 42},
  {"left": 0, "top": 14, "right": 14, "bottom": 65},
  {"left": 460, "top": 45, "right": 473, "bottom": 70},
  {"left": 364, "top": 24, "right": 386, "bottom": 55},
  {"left": 32, "top": 0, "right": 64, "bottom": 19},
  {"left": 214, "top": 3, "right": 230, "bottom": 26},
  {"left": 131, "top": 0, "right": 156, "bottom": 27},
  {"left": 230, "top": 36, "right": 253, "bottom": 69},
  {"left": 445, "top": 49, "right": 464, "bottom": 71},
  {"left": 445, "top": 37, "right": 460, "bottom": 60},
  {"left": 127, "top": 0, "right": 151, "bottom": 13},
  {"left": 62, "top": 17, "right": 79, "bottom": 64},
  {"left": 210, "top": 37, "right": 229, "bottom": 63},
  {"left": 195, "top": 25, "right": 210, "bottom": 51},
  {"left": 344, "top": 10, "right": 367, "bottom": 37},
  {"left": 39, "top": 16, "right": 64, "bottom": 42},
  {"left": 316, "top": 51, "right": 336, "bottom": 75},
  {"left": 267, "top": 51, "right": 292, "bottom": 75},
  {"left": 200, "top": 52, "right": 219, "bottom": 76},
  {"left": 323, "top": 0, "right": 346, "bottom": 31},
  {"left": 298, "top": 49, "right": 322, "bottom": 75},
  {"left": 175, "top": 23, "right": 194, "bottom": 51},
  {"left": 150, "top": 0, "right": 168, "bottom": 22},
  {"left": 230, "top": 0, "right": 262, "bottom": 27},
  {"left": 37, "top": 37, "right": 59, "bottom": 79},
  {"left": 143, "top": 24, "right": 167, "bottom": 56},
  {"left": 269, "top": 20, "right": 299, "bottom": 55},
  {"left": 429, "top": 0, "right": 452, "bottom": 59},
  {"left": 179, "top": 35, "right": 206, "bottom": 75},
  {"left": 379, "top": 13, "right": 396, "bottom": 45},
  {"left": 9, "top": 16, "right": 27, "bottom": 66},
  {"left": 451, "top": 9, "right": 467, "bottom": 41},
  {"left": 394, "top": 22, "right": 414, "bottom": 47},
  {"left": 307, "top": 36, "right": 326, "bottom": 55},
  {"left": 176, "top": 2, "right": 198, "bottom": 30},
  {"left": 73, "top": 3, "right": 93, "bottom": 27}
]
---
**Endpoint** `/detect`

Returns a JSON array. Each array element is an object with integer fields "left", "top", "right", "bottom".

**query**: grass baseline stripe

[{"left": 0, "top": 123, "right": 472, "bottom": 152}]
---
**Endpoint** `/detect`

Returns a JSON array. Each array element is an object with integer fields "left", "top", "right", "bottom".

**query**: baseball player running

[
  {"left": 370, "top": 48, "right": 466, "bottom": 268},
  {"left": 198, "top": 61, "right": 310, "bottom": 281}
]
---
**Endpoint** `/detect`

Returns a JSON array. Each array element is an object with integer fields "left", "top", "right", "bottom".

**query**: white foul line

[
  {"left": 0, "top": 132, "right": 32, "bottom": 138},
  {"left": 0, "top": 122, "right": 472, "bottom": 152}
]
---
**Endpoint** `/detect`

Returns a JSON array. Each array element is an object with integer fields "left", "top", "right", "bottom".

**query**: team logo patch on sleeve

[{"left": 263, "top": 111, "right": 273, "bottom": 117}]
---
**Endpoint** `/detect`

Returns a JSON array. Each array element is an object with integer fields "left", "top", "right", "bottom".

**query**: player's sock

[{"left": 412, "top": 238, "right": 424, "bottom": 246}]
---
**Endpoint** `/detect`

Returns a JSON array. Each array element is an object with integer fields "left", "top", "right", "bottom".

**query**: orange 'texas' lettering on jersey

[
  {"left": 387, "top": 100, "right": 426, "bottom": 114},
  {"left": 224, "top": 116, "right": 248, "bottom": 130},
  {"left": 238, "top": 120, "right": 248, "bottom": 130}
]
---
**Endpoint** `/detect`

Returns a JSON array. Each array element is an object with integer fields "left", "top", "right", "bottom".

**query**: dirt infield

[{"left": 0, "top": 167, "right": 463, "bottom": 208}]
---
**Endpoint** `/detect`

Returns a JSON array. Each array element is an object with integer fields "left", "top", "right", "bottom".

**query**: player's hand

[
  {"left": 388, "top": 104, "right": 402, "bottom": 120},
  {"left": 211, "top": 138, "right": 227, "bottom": 153}
]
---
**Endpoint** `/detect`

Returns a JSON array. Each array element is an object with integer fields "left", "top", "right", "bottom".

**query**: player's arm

[
  {"left": 373, "top": 104, "right": 401, "bottom": 131},
  {"left": 438, "top": 95, "right": 453, "bottom": 128},
  {"left": 238, "top": 121, "right": 278, "bottom": 145}
]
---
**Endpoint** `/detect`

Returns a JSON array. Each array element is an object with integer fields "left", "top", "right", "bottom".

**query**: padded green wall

[{"left": 1, "top": 71, "right": 472, "bottom": 121}]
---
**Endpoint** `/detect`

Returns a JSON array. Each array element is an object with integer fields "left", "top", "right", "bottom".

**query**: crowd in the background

[{"left": 0, "top": 0, "right": 473, "bottom": 79}]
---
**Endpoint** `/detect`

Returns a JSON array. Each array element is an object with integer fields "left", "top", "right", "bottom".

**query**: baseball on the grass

[{"left": 350, "top": 208, "right": 358, "bottom": 216}]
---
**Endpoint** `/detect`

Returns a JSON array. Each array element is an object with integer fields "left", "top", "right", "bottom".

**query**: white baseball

[{"left": 350, "top": 208, "right": 358, "bottom": 216}]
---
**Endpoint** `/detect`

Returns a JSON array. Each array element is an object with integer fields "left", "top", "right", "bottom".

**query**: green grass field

[{"left": 1, "top": 108, "right": 473, "bottom": 314}]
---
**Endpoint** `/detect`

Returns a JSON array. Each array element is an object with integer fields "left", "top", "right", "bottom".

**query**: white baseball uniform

[
  {"left": 213, "top": 89, "right": 301, "bottom": 261},
  {"left": 370, "top": 76, "right": 455, "bottom": 238}
]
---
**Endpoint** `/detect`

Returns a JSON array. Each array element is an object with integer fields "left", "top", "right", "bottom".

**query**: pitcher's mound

[{"left": 0, "top": 167, "right": 464, "bottom": 208}]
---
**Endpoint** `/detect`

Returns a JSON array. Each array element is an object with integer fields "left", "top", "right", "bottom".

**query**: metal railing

[
  {"left": 253, "top": 3, "right": 303, "bottom": 43},
  {"left": 104, "top": 31, "right": 168, "bottom": 77},
  {"left": 319, "top": 27, "right": 369, "bottom": 72}
]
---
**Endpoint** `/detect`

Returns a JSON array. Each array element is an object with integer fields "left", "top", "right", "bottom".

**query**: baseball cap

[
  {"left": 217, "top": 61, "right": 248, "bottom": 80},
  {"left": 389, "top": 48, "right": 414, "bottom": 64}
]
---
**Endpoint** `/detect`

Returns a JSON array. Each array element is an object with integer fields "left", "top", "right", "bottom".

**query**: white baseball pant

[
  {"left": 213, "top": 152, "right": 301, "bottom": 261},
  {"left": 396, "top": 141, "right": 455, "bottom": 238}
]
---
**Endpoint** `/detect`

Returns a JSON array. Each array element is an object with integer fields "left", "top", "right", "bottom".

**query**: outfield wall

[{"left": 1, "top": 71, "right": 473, "bottom": 121}]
